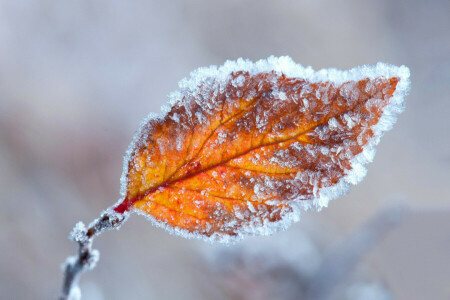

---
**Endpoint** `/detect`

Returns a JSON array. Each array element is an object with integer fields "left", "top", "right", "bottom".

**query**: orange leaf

[{"left": 114, "top": 57, "right": 410, "bottom": 242}]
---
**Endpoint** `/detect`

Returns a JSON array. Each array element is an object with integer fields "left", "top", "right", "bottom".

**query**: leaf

[{"left": 113, "top": 56, "right": 410, "bottom": 243}]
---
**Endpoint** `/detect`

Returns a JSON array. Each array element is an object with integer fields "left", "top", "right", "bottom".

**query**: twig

[{"left": 59, "top": 210, "right": 127, "bottom": 300}]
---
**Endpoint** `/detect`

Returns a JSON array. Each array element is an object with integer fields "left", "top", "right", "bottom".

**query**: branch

[
  {"left": 59, "top": 209, "right": 127, "bottom": 300},
  {"left": 305, "top": 203, "right": 408, "bottom": 300}
]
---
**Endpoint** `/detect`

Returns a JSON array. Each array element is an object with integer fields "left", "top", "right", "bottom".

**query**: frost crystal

[{"left": 70, "top": 222, "right": 88, "bottom": 244}]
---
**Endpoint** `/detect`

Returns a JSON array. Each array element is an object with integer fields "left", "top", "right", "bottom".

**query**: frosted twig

[{"left": 59, "top": 210, "right": 127, "bottom": 300}]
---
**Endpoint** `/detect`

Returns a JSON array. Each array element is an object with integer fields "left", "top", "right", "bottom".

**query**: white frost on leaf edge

[{"left": 115, "top": 56, "right": 410, "bottom": 244}]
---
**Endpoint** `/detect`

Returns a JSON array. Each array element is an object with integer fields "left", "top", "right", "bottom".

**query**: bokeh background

[{"left": 1, "top": 0, "right": 449, "bottom": 299}]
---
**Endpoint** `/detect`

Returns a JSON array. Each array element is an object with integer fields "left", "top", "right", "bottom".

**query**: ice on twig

[{"left": 70, "top": 222, "right": 88, "bottom": 244}]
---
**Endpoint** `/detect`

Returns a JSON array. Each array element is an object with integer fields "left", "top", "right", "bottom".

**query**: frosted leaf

[{"left": 115, "top": 56, "right": 410, "bottom": 243}]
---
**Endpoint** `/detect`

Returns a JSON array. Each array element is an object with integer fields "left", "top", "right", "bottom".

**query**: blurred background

[{"left": 1, "top": 0, "right": 449, "bottom": 299}]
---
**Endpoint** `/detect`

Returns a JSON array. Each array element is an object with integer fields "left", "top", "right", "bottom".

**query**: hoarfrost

[
  {"left": 274, "top": 90, "right": 288, "bottom": 101},
  {"left": 232, "top": 74, "right": 246, "bottom": 87},
  {"left": 216, "top": 132, "right": 227, "bottom": 145},
  {"left": 195, "top": 111, "right": 205, "bottom": 124},
  {"left": 247, "top": 201, "right": 256, "bottom": 213},
  {"left": 343, "top": 113, "right": 355, "bottom": 129},
  {"left": 328, "top": 117, "right": 339, "bottom": 128},
  {"left": 170, "top": 112, "right": 180, "bottom": 123},
  {"left": 320, "top": 147, "right": 330, "bottom": 155},
  {"left": 176, "top": 135, "right": 183, "bottom": 151},
  {"left": 117, "top": 56, "right": 410, "bottom": 244},
  {"left": 302, "top": 98, "right": 309, "bottom": 108},
  {"left": 70, "top": 222, "right": 88, "bottom": 244}
]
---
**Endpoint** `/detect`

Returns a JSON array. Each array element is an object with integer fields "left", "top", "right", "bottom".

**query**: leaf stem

[{"left": 59, "top": 210, "right": 127, "bottom": 300}]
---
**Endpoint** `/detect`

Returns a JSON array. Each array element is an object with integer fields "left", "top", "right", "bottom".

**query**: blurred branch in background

[
  {"left": 198, "top": 204, "right": 407, "bottom": 300},
  {"left": 305, "top": 204, "right": 407, "bottom": 300}
]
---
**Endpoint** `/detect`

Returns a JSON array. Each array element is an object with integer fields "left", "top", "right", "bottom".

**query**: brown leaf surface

[{"left": 114, "top": 58, "right": 409, "bottom": 242}]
